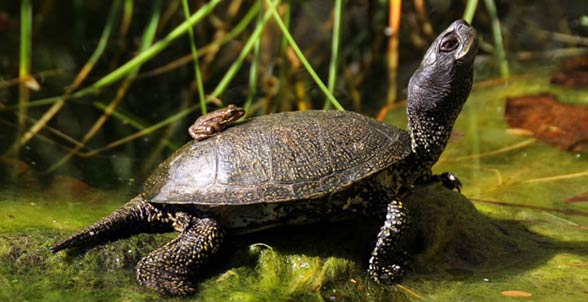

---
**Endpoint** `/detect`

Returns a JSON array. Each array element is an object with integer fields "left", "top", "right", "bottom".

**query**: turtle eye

[{"left": 440, "top": 36, "right": 459, "bottom": 52}]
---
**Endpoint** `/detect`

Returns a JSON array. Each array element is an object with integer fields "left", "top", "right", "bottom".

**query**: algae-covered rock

[{"left": 406, "top": 184, "right": 560, "bottom": 276}]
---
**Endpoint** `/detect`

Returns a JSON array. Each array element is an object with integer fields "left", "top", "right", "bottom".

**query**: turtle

[{"left": 51, "top": 20, "right": 477, "bottom": 295}]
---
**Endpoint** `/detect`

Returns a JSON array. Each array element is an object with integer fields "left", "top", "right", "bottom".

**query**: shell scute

[{"left": 143, "top": 110, "right": 411, "bottom": 205}]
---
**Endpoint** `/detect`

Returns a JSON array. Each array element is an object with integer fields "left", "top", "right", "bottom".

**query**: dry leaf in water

[
  {"left": 565, "top": 192, "right": 588, "bottom": 203},
  {"left": 551, "top": 56, "right": 588, "bottom": 88},
  {"left": 505, "top": 93, "right": 588, "bottom": 152}
]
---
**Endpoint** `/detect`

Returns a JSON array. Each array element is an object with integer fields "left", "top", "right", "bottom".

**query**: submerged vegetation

[{"left": 1, "top": 0, "right": 588, "bottom": 301}]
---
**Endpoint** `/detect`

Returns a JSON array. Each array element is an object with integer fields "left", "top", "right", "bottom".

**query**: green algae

[
  {"left": 3, "top": 183, "right": 585, "bottom": 302},
  {"left": 2, "top": 73, "right": 588, "bottom": 301}
]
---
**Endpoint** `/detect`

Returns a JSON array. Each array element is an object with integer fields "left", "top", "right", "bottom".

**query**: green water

[{"left": 1, "top": 74, "right": 588, "bottom": 301}]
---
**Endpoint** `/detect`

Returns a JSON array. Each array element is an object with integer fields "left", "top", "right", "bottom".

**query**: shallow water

[
  {"left": 409, "top": 74, "right": 588, "bottom": 301},
  {"left": 1, "top": 73, "right": 588, "bottom": 302}
]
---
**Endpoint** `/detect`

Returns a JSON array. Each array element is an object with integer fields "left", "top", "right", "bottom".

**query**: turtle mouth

[{"left": 455, "top": 22, "right": 478, "bottom": 61}]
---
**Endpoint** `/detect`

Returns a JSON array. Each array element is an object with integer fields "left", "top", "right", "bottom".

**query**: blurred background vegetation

[{"left": 1, "top": 0, "right": 588, "bottom": 190}]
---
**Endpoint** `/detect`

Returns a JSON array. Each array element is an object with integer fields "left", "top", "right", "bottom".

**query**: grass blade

[
  {"left": 69, "top": 0, "right": 221, "bottom": 97},
  {"left": 210, "top": 0, "right": 280, "bottom": 98},
  {"left": 181, "top": 0, "right": 207, "bottom": 115},
  {"left": 244, "top": 0, "right": 263, "bottom": 113},
  {"left": 324, "top": 0, "right": 342, "bottom": 109},
  {"left": 484, "top": 0, "right": 510, "bottom": 77},
  {"left": 264, "top": 0, "right": 344, "bottom": 111},
  {"left": 46, "top": 0, "right": 162, "bottom": 173},
  {"left": 463, "top": 0, "right": 478, "bottom": 23},
  {"left": 386, "top": 0, "right": 401, "bottom": 105},
  {"left": 12, "top": 0, "right": 121, "bottom": 153},
  {"left": 15, "top": 0, "right": 33, "bottom": 157}
]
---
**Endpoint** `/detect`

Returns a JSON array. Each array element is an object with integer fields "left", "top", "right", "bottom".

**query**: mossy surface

[{"left": 2, "top": 74, "right": 588, "bottom": 301}]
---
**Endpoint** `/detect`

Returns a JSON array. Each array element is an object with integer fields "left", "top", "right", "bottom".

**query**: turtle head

[{"left": 407, "top": 19, "right": 477, "bottom": 166}]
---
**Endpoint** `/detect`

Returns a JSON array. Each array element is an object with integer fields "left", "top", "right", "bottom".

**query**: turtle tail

[{"left": 51, "top": 196, "right": 172, "bottom": 253}]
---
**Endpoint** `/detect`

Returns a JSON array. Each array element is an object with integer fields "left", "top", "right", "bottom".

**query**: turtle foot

[
  {"left": 437, "top": 172, "right": 462, "bottom": 192},
  {"left": 136, "top": 256, "right": 196, "bottom": 295},
  {"left": 136, "top": 217, "right": 223, "bottom": 295},
  {"left": 368, "top": 256, "right": 409, "bottom": 284},
  {"left": 421, "top": 172, "right": 462, "bottom": 192}
]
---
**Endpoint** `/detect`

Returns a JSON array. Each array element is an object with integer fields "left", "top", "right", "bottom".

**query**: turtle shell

[{"left": 143, "top": 110, "right": 411, "bottom": 205}]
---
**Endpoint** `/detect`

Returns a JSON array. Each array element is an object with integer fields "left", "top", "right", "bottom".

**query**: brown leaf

[
  {"left": 501, "top": 290, "right": 533, "bottom": 297},
  {"left": 551, "top": 56, "right": 588, "bottom": 88},
  {"left": 565, "top": 192, "right": 588, "bottom": 203},
  {"left": 505, "top": 93, "right": 588, "bottom": 152}
]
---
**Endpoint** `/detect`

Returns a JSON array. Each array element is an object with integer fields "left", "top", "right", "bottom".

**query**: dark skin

[
  {"left": 52, "top": 20, "right": 477, "bottom": 295},
  {"left": 188, "top": 104, "right": 245, "bottom": 141}
]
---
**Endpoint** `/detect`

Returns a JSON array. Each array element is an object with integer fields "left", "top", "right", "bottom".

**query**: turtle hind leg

[
  {"left": 368, "top": 199, "right": 411, "bottom": 283},
  {"left": 136, "top": 214, "right": 223, "bottom": 295},
  {"left": 51, "top": 196, "right": 172, "bottom": 253}
]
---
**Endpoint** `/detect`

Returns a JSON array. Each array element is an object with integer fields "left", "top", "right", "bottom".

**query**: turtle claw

[
  {"left": 417, "top": 172, "right": 462, "bottom": 192},
  {"left": 438, "top": 172, "right": 462, "bottom": 192}
]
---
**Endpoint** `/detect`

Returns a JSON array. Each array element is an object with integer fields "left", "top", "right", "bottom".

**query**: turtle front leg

[
  {"left": 136, "top": 214, "right": 223, "bottom": 295},
  {"left": 368, "top": 199, "right": 411, "bottom": 284}
]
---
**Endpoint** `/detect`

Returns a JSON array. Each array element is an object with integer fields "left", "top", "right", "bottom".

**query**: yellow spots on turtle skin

[{"left": 367, "top": 199, "right": 410, "bottom": 284}]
